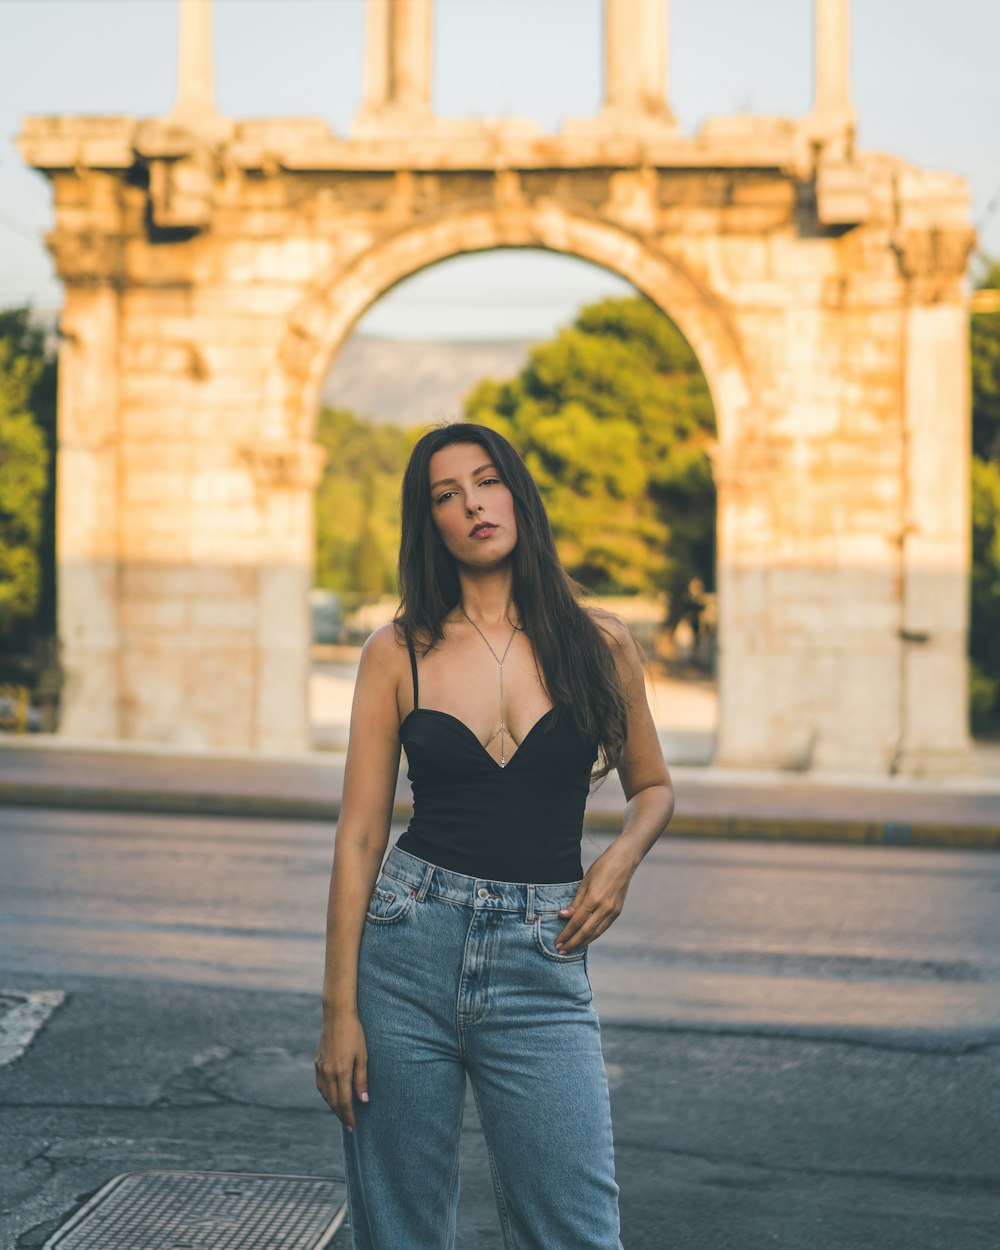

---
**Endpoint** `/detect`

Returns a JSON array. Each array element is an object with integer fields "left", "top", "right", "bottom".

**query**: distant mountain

[{"left": 321, "top": 334, "right": 538, "bottom": 426}]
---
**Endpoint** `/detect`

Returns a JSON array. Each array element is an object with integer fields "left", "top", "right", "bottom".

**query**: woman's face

[{"left": 427, "top": 442, "right": 518, "bottom": 566}]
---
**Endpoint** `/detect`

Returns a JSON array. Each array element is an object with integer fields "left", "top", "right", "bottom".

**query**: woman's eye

[{"left": 434, "top": 479, "right": 499, "bottom": 504}]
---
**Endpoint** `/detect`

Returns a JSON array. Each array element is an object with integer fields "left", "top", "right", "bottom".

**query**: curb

[
  {"left": 0, "top": 783, "right": 338, "bottom": 822},
  {"left": 1, "top": 783, "right": 997, "bottom": 849},
  {"left": 635, "top": 813, "right": 1000, "bottom": 849}
]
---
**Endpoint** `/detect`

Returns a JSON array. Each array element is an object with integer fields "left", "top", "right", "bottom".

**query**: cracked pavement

[{"left": 1, "top": 806, "right": 999, "bottom": 1248}]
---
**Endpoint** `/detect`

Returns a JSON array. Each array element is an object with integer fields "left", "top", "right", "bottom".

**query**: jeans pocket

[
  {"left": 533, "top": 911, "right": 587, "bottom": 963},
  {"left": 365, "top": 880, "right": 413, "bottom": 924}
]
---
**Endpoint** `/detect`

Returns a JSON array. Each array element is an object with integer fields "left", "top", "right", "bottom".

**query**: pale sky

[{"left": 1, "top": 0, "right": 998, "bottom": 340}]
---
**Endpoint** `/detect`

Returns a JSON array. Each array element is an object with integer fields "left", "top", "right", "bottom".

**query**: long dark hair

[{"left": 394, "top": 422, "right": 629, "bottom": 782}]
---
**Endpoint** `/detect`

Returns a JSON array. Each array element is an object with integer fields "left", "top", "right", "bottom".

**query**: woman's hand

[
  {"left": 315, "top": 1011, "right": 369, "bottom": 1132},
  {"left": 555, "top": 839, "right": 638, "bottom": 955}
]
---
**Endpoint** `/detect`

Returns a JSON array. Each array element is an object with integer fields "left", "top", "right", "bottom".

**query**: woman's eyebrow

[{"left": 430, "top": 463, "right": 497, "bottom": 491}]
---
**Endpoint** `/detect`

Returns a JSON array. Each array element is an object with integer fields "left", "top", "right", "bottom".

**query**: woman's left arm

[{"left": 555, "top": 615, "right": 675, "bottom": 954}]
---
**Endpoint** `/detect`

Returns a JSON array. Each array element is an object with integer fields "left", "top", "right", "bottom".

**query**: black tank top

[{"left": 395, "top": 632, "right": 598, "bottom": 883}]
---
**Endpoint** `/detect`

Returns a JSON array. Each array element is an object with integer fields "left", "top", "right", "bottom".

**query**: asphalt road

[{"left": 2, "top": 806, "right": 999, "bottom": 1249}]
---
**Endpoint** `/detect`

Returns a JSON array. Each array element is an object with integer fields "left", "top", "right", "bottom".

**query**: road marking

[{"left": 0, "top": 988, "right": 65, "bottom": 1066}]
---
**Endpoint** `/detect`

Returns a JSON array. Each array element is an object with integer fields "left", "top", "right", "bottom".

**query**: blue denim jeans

[{"left": 342, "top": 844, "right": 624, "bottom": 1250}]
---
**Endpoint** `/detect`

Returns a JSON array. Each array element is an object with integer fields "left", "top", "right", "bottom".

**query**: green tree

[
  {"left": 465, "top": 295, "right": 715, "bottom": 610},
  {"left": 970, "top": 457, "right": 1000, "bottom": 731},
  {"left": 313, "top": 406, "right": 412, "bottom": 597},
  {"left": 353, "top": 472, "right": 388, "bottom": 597},
  {"left": 0, "top": 327, "right": 51, "bottom": 639},
  {"left": 971, "top": 258, "right": 1000, "bottom": 732},
  {"left": 972, "top": 259, "right": 1000, "bottom": 462}
]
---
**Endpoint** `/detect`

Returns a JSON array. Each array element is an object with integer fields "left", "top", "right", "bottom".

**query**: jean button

[{"left": 477, "top": 887, "right": 489, "bottom": 899}]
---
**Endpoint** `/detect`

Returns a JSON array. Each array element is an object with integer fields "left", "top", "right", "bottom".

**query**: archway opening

[{"left": 307, "top": 248, "right": 719, "bottom": 765}]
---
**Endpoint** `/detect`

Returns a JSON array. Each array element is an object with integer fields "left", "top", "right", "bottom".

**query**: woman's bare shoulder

[
  {"left": 352, "top": 624, "right": 410, "bottom": 721},
  {"left": 583, "top": 605, "right": 633, "bottom": 649},
  {"left": 362, "top": 621, "right": 407, "bottom": 652},
  {"left": 360, "top": 622, "right": 410, "bottom": 672}
]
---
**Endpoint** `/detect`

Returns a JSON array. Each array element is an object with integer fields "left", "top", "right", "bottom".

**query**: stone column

[
  {"left": 391, "top": 0, "right": 432, "bottom": 112},
  {"left": 892, "top": 300, "right": 975, "bottom": 774},
  {"left": 361, "top": 0, "right": 390, "bottom": 115},
  {"left": 603, "top": 0, "right": 675, "bottom": 121},
  {"left": 55, "top": 287, "right": 123, "bottom": 739},
  {"left": 810, "top": 0, "right": 855, "bottom": 146},
  {"left": 357, "top": 0, "right": 433, "bottom": 127},
  {"left": 254, "top": 479, "right": 320, "bottom": 756},
  {"left": 170, "top": 0, "right": 222, "bottom": 134}
]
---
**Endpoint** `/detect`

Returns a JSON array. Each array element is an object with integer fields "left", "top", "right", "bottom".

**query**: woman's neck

[{"left": 455, "top": 567, "right": 518, "bottom": 628}]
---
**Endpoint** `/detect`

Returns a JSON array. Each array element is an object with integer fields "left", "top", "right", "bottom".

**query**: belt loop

[
  {"left": 415, "top": 862, "right": 434, "bottom": 902},
  {"left": 525, "top": 884, "right": 535, "bottom": 924}
]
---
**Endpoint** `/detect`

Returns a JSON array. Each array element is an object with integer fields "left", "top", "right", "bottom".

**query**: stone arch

[
  {"left": 22, "top": 1, "right": 976, "bottom": 771},
  {"left": 280, "top": 205, "right": 745, "bottom": 761},
  {"left": 270, "top": 205, "right": 757, "bottom": 448}
]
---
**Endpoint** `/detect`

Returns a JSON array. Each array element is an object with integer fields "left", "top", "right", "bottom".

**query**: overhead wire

[{"left": 0, "top": 208, "right": 40, "bottom": 241}]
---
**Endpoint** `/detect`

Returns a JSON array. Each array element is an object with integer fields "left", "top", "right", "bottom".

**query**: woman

[{"left": 315, "top": 422, "right": 674, "bottom": 1250}]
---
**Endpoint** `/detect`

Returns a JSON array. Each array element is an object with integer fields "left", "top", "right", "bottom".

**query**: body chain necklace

[{"left": 460, "top": 606, "right": 521, "bottom": 767}]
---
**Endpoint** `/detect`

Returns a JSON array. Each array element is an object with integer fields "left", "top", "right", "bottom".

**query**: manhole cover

[{"left": 44, "top": 1169, "right": 347, "bottom": 1250}]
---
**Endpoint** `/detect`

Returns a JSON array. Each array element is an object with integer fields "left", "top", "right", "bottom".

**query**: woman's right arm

[{"left": 315, "top": 623, "right": 404, "bottom": 1131}]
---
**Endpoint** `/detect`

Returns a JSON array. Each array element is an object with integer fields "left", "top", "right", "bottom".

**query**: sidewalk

[{"left": 1, "top": 732, "right": 998, "bottom": 848}]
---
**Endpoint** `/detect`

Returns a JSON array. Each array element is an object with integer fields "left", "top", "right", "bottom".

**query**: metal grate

[{"left": 44, "top": 1169, "right": 347, "bottom": 1250}]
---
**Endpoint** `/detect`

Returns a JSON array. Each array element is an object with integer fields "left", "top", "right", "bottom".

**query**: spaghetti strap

[{"left": 405, "top": 631, "right": 419, "bottom": 709}]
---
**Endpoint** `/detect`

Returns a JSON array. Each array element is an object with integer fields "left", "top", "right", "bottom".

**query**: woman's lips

[{"left": 470, "top": 524, "right": 498, "bottom": 539}]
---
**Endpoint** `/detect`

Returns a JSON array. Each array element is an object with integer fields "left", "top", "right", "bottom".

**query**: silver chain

[{"left": 460, "top": 606, "right": 521, "bottom": 767}]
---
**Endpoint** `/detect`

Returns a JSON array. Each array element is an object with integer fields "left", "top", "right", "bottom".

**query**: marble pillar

[
  {"left": 811, "top": 0, "right": 856, "bottom": 147},
  {"left": 358, "top": 0, "right": 433, "bottom": 127},
  {"left": 170, "top": 0, "right": 219, "bottom": 131},
  {"left": 604, "top": 0, "right": 674, "bottom": 122}
]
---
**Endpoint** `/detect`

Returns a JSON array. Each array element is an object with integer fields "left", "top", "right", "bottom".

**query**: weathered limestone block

[
  {"left": 148, "top": 151, "right": 217, "bottom": 230},
  {"left": 121, "top": 468, "right": 188, "bottom": 506},
  {"left": 122, "top": 643, "right": 256, "bottom": 748},
  {"left": 120, "top": 598, "right": 189, "bottom": 633},
  {"left": 189, "top": 595, "right": 257, "bottom": 631}
]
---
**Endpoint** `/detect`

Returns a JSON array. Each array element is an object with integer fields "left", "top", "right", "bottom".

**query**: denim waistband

[{"left": 381, "top": 845, "right": 582, "bottom": 921}]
